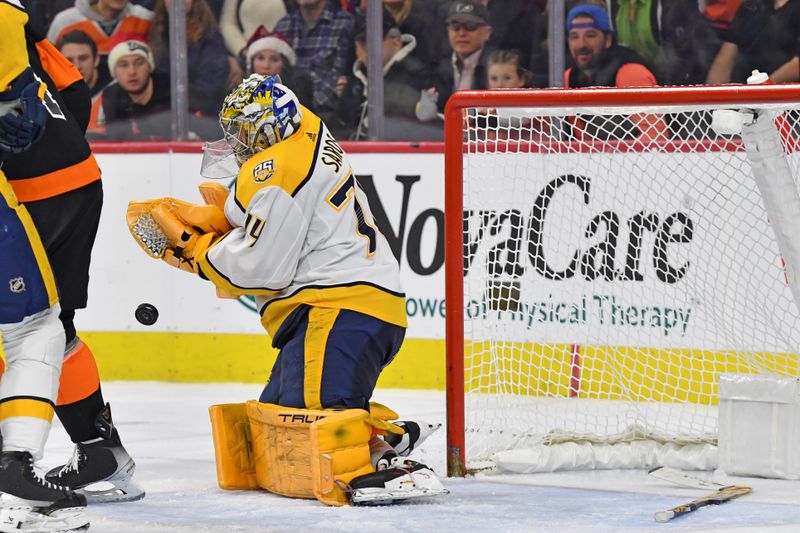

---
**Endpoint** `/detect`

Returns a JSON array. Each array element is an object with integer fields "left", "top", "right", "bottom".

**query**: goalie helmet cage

[{"left": 444, "top": 85, "right": 800, "bottom": 477}]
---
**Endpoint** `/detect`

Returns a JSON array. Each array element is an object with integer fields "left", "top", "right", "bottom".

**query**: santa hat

[
  {"left": 108, "top": 39, "right": 155, "bottom": 76},
  {"left": 246, "top": 26, "right": 296, "bottom": 70}
]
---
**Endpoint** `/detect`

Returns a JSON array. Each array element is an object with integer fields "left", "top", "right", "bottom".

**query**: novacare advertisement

[{"left": 462, "top": 150, "right": 800, "bottom": 353}]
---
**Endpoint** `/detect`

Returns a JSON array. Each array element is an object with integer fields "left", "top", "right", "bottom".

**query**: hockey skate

[
  {"left": 0, "top": 451, "right": 88, "bottom": 532},
  {"left": 46, "top": 405, "right": 144, "bottom": 503},
  {"left": 348, "top": 455, "right": 449, "bottom": 506}
]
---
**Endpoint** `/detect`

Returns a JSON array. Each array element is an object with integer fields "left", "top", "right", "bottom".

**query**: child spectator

[
  {"left": 479, "top": 49, "right": 534, "bottom": 141},
  {"left": 48, "top": 0, "right": 153, "bottom": 57},
  {"left": 100, "top": 39, "right": 171, "bottom": 140},
  {"left": 245, "top": 26, "right": 315, "bottom": 109},
  {"left": 487, "top": 48, "right": 532, "bottom": 89},
  {"left": 219, "top": 0, "right": 287, "bottom": 60}
]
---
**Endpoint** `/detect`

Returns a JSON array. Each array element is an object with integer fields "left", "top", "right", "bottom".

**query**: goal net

[{"left": 444, "top": 85, "right": 800, "bottom": 476}]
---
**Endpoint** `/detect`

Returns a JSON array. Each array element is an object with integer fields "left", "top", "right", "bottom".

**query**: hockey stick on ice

[
  {"left": 648, "top": 466, "right": 724, "bottom": 490},
  {"left": 654, "top": 485, "right": 752, "bottom": 522}
]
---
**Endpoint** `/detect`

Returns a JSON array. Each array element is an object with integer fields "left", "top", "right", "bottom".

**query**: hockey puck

[{"left": 135, "top": 303, "right": 159, "bottom": 326}]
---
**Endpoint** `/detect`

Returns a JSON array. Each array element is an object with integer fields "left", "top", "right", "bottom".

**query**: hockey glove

[
  {"left": 151, "top": 204, "right": 217, "bottom": 274},
  {"left": 0, "top": 75, "right": 48, "bottom": 154},
  {"left": 127, "top": 196, "right": 232, "bottom": 275}
]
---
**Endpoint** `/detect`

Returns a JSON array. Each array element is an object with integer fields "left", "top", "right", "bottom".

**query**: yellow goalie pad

[
  {"left": 208, "top": 403, "right": 258, "bottom": 490},
  {"left": 209, "top": 401, "right": 402, "bottom": 506}
]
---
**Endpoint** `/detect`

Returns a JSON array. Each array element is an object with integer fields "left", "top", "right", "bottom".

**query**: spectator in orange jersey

[
  {"left": 47, "top": 1, "right": 153, "bottom": 67},
  {"left": 564, "top": 4, "right": 666, "bottom": 142}
]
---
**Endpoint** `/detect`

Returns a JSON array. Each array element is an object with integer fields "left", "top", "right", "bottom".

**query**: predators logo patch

[{"left": 253, "top": 160, "right": 275, "bottom": 183}]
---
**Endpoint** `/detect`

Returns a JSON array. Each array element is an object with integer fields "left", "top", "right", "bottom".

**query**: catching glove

[{"left": 127, "top": 185, "right": 232, "bottom": 275}]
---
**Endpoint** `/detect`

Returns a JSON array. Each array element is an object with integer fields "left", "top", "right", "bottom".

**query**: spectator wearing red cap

[
  {"left": 99, "top": 39, "right": 171, "bottom": 140},
  {"left": 245, "top": 26, "right": 315, "bottom": 110},
  {"left": 219, "top": 0, "right": 287, "bottom": 59}
]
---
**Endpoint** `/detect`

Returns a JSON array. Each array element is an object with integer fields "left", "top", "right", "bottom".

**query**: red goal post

[{"left": 444, "top": 85, "right": 800, "bottom": 477}]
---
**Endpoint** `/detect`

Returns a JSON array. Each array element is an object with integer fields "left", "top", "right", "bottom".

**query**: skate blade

[
  {"left": 350, "top": 487, "right": 449, "bottom": 506},
  {"left": 0, "top": 506, "right": 89, "bottom": 532},
  {"left": 80, "top": 478, "right": 145, "bottom": 504}
]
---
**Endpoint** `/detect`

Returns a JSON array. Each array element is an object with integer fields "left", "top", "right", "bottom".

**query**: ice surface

[{"left": 41, "top": 382, "right": 800, "bottom": 533}]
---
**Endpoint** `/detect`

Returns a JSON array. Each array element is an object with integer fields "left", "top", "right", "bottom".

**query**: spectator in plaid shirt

[{"left": 273, "top": 0, "right": 354, "bottom": 119}]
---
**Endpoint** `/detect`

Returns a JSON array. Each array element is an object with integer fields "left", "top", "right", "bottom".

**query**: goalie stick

[
  {"left": 648, "top": 466, "right": 724, "bottom": 490},
  {"left": 654, "top": 485, "right": 752, "bottom": 523}
]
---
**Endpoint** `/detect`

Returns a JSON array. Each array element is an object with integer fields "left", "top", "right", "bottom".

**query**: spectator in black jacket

[
  {"left": 101, "top": 39, "right": 171, "bottom": 140},
  {"left": 420, "top": 0, "right": 493, "bottom": 118},
  {"left": 707, "top": 0, "right": 800, "bottom": 83},
  {"left": 337, "top": 8, "right": 437, "bottom": 140},
  {"left": 148, "top": 0, "right": 233, "bottom": 116},
  {"left": 57, "top": 30, "right": 113, "bottom": 98}
]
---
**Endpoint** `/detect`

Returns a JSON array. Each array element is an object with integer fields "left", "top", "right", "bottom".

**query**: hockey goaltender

[{"left": 127, "top": 73, "right": 448, "bottom": 506}]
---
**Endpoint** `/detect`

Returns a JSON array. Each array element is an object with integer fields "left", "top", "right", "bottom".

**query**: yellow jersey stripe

[
  {"left": 0, "top": 397, "right": 55, "bottom": 423},
  {"left": 260, "top": 283, "right": 407, "bottom": 338},
  {"left": 303, "top": 308, "right": 339, "bottom": 409}
]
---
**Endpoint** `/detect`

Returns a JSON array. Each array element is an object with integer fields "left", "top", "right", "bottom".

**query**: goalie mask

[{"left": 218, "top": 74, "right": 303, "bottom": 165}]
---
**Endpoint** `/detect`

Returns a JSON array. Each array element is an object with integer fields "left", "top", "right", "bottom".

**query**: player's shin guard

[
  {"left": 47, "top": 339, "right": 143, "bottom": 503},
  {"left": 0, "top": 306, "right": 64, "bottom": 460},
  {"left": 54, "top": 338, "right": 104, "bottom": 443}
]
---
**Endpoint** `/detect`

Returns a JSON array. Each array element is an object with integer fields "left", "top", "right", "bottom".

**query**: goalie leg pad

[
  {"left": 245, "top": 401, "right": 388, "bottom": 506},
  {"left": 208, "top": 403, "right": 258, "bottom": 490}
]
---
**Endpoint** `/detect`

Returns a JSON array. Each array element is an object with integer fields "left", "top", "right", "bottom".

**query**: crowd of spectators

[{"left": 20, "top": 0, "right": 800, "bottom": 142}]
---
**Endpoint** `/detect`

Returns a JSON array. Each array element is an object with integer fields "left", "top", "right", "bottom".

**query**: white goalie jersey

[{"left": 197, "top": 107, "right": 407, "bottom": 338}]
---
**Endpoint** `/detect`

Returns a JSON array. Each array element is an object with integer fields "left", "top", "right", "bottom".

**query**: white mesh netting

[{"left": 456, "top": 100, "right": 800, "bottom": 472}]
